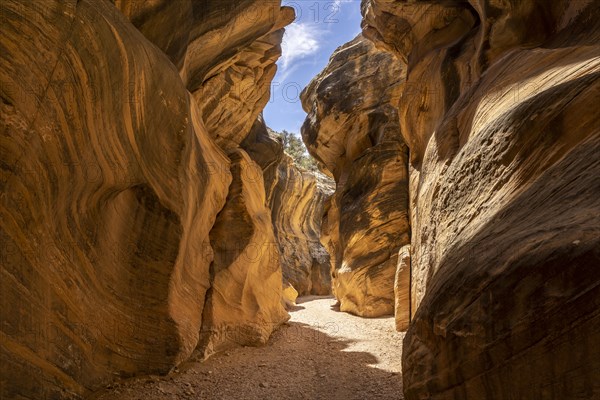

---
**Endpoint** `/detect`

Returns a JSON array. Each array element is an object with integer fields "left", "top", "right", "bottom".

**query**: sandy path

[{"left": 92, "top": 296, "right": 405, "bottom": 400}]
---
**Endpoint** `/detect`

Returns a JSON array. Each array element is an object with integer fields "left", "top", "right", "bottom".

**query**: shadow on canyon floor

[{"left": 91, "top": 296, "right": 404, "bottom": 400}]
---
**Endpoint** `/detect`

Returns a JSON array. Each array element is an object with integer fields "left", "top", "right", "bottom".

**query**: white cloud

[
  {"left": 280, "top": 23, "right": 320, "bottom": 74},
  {"left": 332, "top": 0, "right": 356, "bottom": 9}
]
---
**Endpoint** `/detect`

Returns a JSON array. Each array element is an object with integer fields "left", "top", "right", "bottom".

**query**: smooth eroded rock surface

[
  {"left": 363, "top": 0, "right": 600, "bottom": 398},
  {"left": 198, "top": 150, "right": 288, "bottom": 358},
  {"left": 0, "top": 0, "right": 300, "bottom": 398},
  {"left": 268, "top": 154, "right": 334, "bottom": 296},
  {"left": 1, "top": 0, "right": 231, "bottom": 397},
  {"left": 301, "top": 35, "right": 410, "bottom": 318},
  {"left": 244, "top": 117, "right": 335, "bottom": 297}
]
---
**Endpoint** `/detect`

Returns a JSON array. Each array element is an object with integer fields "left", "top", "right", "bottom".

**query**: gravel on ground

[{"left": 91, "top": 295, "right": 405, "bottom": 400}]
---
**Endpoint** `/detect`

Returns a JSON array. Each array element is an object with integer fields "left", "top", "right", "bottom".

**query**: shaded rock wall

[
  {"left": 0, "top": 1, "right": 229, "bottom": 397},
  {"left": 198, "top": 150, "right": 288, "bottom": 358},
  {"left": 268, "top": 154, "right": 334, "bottom": 296},
  {"left": 301, "top": 35, "right": 410, "bottom": 318},
  {"left": 244, "top": 117, "right": 334, "bottom": 297},
  {"left": 363, "top": 0, "right": 600, "bottom": 398},
  {"left": 182, "top": 3, "right": 292, "bottom": 359},
  {"left": 0, "top": 0, "right": 316, "bottom": 398}
]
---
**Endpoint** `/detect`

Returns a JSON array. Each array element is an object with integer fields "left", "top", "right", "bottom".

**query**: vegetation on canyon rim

[{"left": 272, "top": 128, "right": 320, "bottom": 173}]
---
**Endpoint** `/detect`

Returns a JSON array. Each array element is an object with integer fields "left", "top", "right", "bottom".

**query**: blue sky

[{"left": 264, "top": 0, "right": 362, "bottom": 134}]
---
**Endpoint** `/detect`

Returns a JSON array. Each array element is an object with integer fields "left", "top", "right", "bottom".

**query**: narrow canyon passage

[
  {"left": 2, "top": 1, "right": 599, "bottom": 399},
  {"left": 92, "top": 296, "right": 405, "bottom": 400}
]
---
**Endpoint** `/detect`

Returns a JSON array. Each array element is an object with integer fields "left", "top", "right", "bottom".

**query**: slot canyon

[{"left": 1, "top": 0, "right": 599, "bottom": 399}]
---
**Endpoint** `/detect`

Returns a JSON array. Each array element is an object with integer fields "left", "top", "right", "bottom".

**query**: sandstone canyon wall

[
  {"left": 267, "top": 153, "right": 334, "bottom": 297},
  {"left": 362, "top": 0, "right": 600, "bottom": 398},
  {"left": 301, "top": 35, "right": 411, "bottom": 319},
  {"left": 0, "top": 1, "right": 328, "bottom": 398},
  {"left": 243, "top": 118, "right": 334, "bottom": 299}
]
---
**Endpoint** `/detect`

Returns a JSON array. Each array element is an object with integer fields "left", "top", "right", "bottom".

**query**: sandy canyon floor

[{"left": 91, "top": 296, "right": 405, "bottom": 400}]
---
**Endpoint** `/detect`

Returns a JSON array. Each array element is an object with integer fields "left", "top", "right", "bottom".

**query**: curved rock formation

[
  {"left": 185, "top": 3, "right": 293, "bottom": 358},
  {"left": 363, "top": 0, "right": 600, "bottom": 398},
  {"left": 268, "top": 154, "right": 334, "bottom": 296},
  {"left": 301, "top": 35, "right": 410, "bottom": 318},
  {"left": 244, "top": 117, "right": 335, "bottom": 297},
  {"left": 198, "top": 150, "right": 288, "bottom": 358},
  {"left": 119, "top": 0, "right": 317, "bottom": 363},
  {"left": 114, "top": 0, "right": 295, "bottom": 92},
  {"left": 115, "top": 0, "right": 294, "bottom": 151},
  {"left": 0, "top": 0, "right": 296, "bottom": 398}
]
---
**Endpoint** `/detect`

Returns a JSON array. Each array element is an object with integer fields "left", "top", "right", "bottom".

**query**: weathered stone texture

[
  {"left": 198, "top": 150, "right": 289, "bottom": 358},
  {"left": 362, "top": 0, "right": 600, "bottom": 398},
  {"left": 0, "top": 0, "right": 300, "bottom": 398},
  {"left": 301, "top": 35, "right": 410, "bottom": 318},
  {"left": 244, "top": 117, "right": 335, "bottom": 297}
]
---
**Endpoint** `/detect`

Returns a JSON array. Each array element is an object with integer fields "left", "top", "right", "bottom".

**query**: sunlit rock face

[
  {"left": 197, "top": 149, "right": 289, "bottom": 358},
  {"left": 363, "top": 0, "right": 600, "bottom": 398},
  {"left": 301, "top": 35, "right": 410, "bottom": 318},
  {"left": 268, "top": 154, "right": 334, "bottom": 296},
  {"left": 115, "top": 0, "right": 295, "bottom": 151},
  {"left": 244, "top": 117, "right": 335, "bottom": 297},
  {"left": 0, "top": 0, "right": 294, "bottom": 398},
  {"left": 183, "top": 3, "right": 293, "bottom": 359},
  {"left": 115, "top": 0, "right": 308, "bottom": 365},
  {"left": 173, "top": 0, "right": 293, "bottom": 349}
]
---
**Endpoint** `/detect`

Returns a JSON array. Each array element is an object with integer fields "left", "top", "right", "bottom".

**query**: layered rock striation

[
  {"left": 267, "top": 155, "right": 334, "bottom": 297},
  {"left": 301, "top": 35, "right": 410, "bottom": 318},
  {"left": 244, "top": 117, "right": 335, "bottom": 297},
  {"left": 1, "top": 1, "right": 229, "bottom": 397},
  {"left": 198, "top": 149, "right": 288, "bottom": 358},
  {"left": 363, "top": 0, "right": 600, "bottom": 398},
  {"left": 0, "top": 0, "right": 328, "bottom": 398}
]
